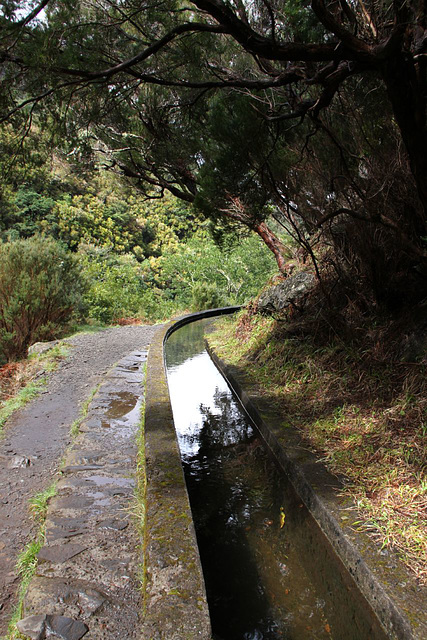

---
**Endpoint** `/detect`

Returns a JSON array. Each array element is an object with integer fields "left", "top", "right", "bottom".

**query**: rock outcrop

[{"left": 257, "top": 272, "right": 316, "bottom": 315}]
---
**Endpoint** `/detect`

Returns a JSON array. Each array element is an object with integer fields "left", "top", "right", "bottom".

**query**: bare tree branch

[{"left": 16, "top": 0, "right": 50, "bottom": 27}]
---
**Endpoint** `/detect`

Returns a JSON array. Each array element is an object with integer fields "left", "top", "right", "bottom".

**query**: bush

[
  {"left": 0, "top": 236, "right": 85, "bottom": 361},
  {"left": 79, "top": 247, "right": 148, "bottom": 324},
  {"left": 191, "top": 282, "right": 222, "bottom": 311},
  {"left": 137, "top": 289, "right": 178, "bottom": 322},
  {"left": 147, "top": 233, "right": 277, "bottom": 309}
]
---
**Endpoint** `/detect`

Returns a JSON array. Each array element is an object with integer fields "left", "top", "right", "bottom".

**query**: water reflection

[
  {"left": 183, "top": 395, "right": 281, "bottom": 640},
  {"left": 165, "top": 319, "right": 386, "bottom": 640}
]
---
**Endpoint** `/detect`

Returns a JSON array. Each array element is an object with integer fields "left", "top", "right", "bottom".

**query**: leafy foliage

[
  {"left": 79, "top": 230, "right": 277, "bottom": 323},
  {"left": 2, "top": 0, "right": 426, "bottom": 319},
  {"left": 53, "top": 192, "right": 151, "bottom": 256},
  {"left": 1, "top": 160, "right": 202, "bottom": 260},
  {"left": 0, "top": 124, "right": 278, "bottom": 331},
  {"left": 79, "top": 247, "right": 149, "bottom": 324},
  {"left": 148, "top": 233, "right": 277, "bottom": 307},
  {"left": 0, "top": 236, "right": 86, "bottom": 361},
  {"left": 6, "top": 189, "right": 57, "bottom": 240},
  {"left": 3, "top": 0, "right": 424, "bottom": 308}
]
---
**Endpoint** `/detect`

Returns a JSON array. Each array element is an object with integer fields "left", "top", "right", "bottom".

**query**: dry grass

[
  {"left": 210, "top": 309, "right": 427, "bottom": 585},
  {"left": 0, "top": 361, "right": 33, "bottom": 403},
  {"left": 115, "top": 317, "right": 145, "bottom": 326}
]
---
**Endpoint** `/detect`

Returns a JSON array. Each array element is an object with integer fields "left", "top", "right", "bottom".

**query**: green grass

[
  {"left": 6, "top": 377, "right": 102, "bottom": 638},
  {"left": 29, "top": 482, "right": 57, "bottom": 521},
  {"left": 64, "top": 322, "right": 109, "bottom": 337},
  {"left": 0, "top": 341, "right": 70, "bottom": 437},
  {"left": 6, "top": 482, "right": 59, "bottom": 639},
  {"left": 70, "top": 384, "right": 100, "bottom": 438},
  {"left": 0, "top": 379, "right": 46, "bottom": 435},
  {"left": 5, "top": 373, "right": 102, "bottom": 637},
  {"left": 27, "top": 341, "right": 70, "bottom": 363},
  {"left": 36, "top": 342, "right": 70, "bottom": 371},
  {"left": 7, "top": 533, "right": 45, "bottom": 639}
]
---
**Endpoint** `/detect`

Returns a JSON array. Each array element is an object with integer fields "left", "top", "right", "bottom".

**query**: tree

[
  {"left": 0, "top": 1, "right": 426, "bottom": 304},
  {"left": 1, "top": 1, "right": 424, "bottom": 205},
  {"left": 100, "top": 86, "right": 292, "bottom": 273}
]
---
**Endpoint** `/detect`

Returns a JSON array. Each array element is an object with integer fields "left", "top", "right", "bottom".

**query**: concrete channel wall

[
  {"left": 142, "top": 308, "right": 239, "bottom": 640},
  {"left": 207, "top": 348, "right": 427, "bottom": 640},
  {"left": 144, "top": 307, "right": 426, "bottom": 640}
]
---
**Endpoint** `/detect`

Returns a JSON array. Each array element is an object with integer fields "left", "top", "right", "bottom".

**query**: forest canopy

[{"left": 0, "top": 0, "right": 426, "bottom": 309}]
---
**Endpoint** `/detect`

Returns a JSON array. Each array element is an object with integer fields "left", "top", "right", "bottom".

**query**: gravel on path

[{"left": 0, "top": 325, "right": 161, "bottom": 635}]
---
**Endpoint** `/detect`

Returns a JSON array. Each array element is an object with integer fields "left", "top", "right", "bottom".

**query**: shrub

[
  {"left": 137, "top": 289, "right": 178, "bottom": 322},
  {"left": 191, "top": 282, "right": 222, "bottom": 311},
  {"left": 147, "top": 233, "right": 277, "bottom": 309},
  {"left": 79, "top": 247, "right": 148, "bottom": 324},
  {"left": 0, "top": 236, "right": 85, "bottom": 361}
]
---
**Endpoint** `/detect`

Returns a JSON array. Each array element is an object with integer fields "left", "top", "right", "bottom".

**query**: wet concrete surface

[
  {"left": 0, "top": 325, "right": 159, "bottom": 635},
  {"left": 21, "top": 350, "right": 147, "bottom": 639},
  {"left": 142, "top": 318, "right": 212, "bottom": 640}
]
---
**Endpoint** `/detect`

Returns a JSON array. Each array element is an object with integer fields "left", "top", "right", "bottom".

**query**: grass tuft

[
  {"left": 6, "top": 533, "right": 45, "bottom": 639},
  {"left": 5, "top": 365, "right": 100, "bottom": 638},
  {"left": 70, "top": 384, "right": 100, "bottom": 438},
  {"left": 29, "top": 482, "right": 57, "bottom": 521},
  {"left": 0, "top": 380, "right": 46, "bottom": 435},
  {"left": 0, "top": 341, "right": 70, "bottom": 437}
]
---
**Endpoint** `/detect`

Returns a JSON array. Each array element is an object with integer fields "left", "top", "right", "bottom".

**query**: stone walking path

[
  {"left": 19, "top": 350, "right": 147, "bottom": 640},
  {"left": 0, "top": 325, "right": 160, "bottom": 638}
]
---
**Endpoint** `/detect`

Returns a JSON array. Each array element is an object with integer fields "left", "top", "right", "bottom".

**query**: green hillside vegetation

[{"left": 0, "top": 132, "right": 278, "bottom": 362}]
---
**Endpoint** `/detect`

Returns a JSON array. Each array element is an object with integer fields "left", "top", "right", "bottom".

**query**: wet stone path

[
  {"left": 0, "top": 325, "right": 159, "bottom": 636},
  {"left": 17, "top": 350, "right": 147, "bottom": 640}
]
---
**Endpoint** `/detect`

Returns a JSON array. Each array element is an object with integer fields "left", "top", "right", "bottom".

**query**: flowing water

[{"left": 165, "top": 318, "right": 386, "bottom": 640}]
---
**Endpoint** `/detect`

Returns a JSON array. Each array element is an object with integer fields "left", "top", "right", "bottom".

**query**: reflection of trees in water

[
  {"left": 202, "top": 389, "right": 278, "bottom": 507},
  {"left": 178, "top": 386, "right": 250, "bottom": 459},
  {"left": 168, "top": 327, "right": 360, "bottom": 639},
  {"left": 180, "top": 361, "right": 333, "bottom": 639},
  {"left": 200, "top": 387, "right": 250, "bottom": 446},
  {"left": 165, "top": 318, "right": 216, "bottom": 368},
  {"left": 183, "top": 387, "right": 275, "bottom": 638},
  {"left": 185, "top": 387, "right": 280, "bottom": 527},
  {"left": 183, "top": 388, "right": 252, "bottom": 529}
]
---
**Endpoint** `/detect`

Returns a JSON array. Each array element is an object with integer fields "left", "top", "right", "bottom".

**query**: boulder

[
  {"left": 28, "top": 340, "right": 59, "bottom": 357},
  {"left": 257, "top": 272, "right": 316, "bottom": 315},
  {"left": 16, "top": 614, "right": 88, "bottom": 640}
]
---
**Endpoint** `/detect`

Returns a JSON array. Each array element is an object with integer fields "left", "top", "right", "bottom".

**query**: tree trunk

[
  {"left": 253, "top": 221, "right": 288, "bottom": 275},
  {"left": 381, "top": 54, "right": 427, "bottom": 235},
  {"left": 221, "top": 197, "right": 289, "bottom": 275}
]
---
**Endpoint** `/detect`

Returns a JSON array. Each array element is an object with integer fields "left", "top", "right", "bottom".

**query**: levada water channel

[{"left": 164, "top": 317, "right": 387, "bottom": 640}]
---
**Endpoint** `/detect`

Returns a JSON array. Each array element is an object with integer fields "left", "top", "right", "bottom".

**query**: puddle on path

[
  {"left": 104, "top": 392, "right": 139, "bottom": 419},
  {"left": 96, "top": 393, "right": 142, "bottom": 440}
]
